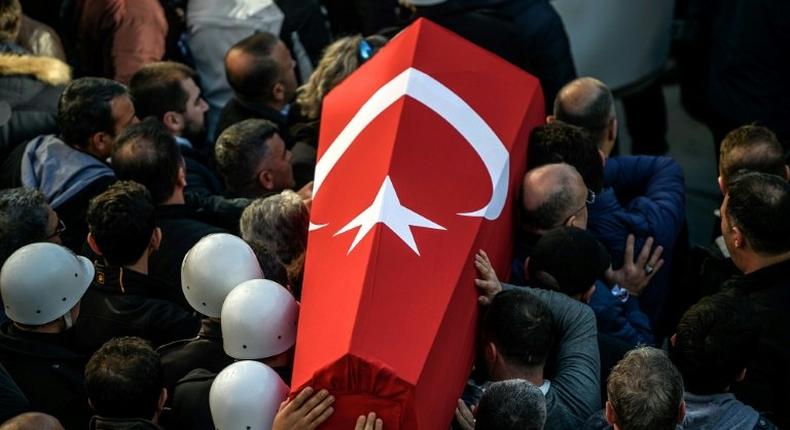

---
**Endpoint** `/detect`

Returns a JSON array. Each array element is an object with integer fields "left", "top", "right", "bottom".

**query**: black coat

[
  {"left": 73, "top": 263, "right": 201, "bottom": 354},
  {"left": 149, "top": 205, "right": 226, "bottom": 309},
  {"left": 89, "top": 416, "right": 162, "bottom": 430},
  {"left": 0, "top": 52, "right": 68, "bottom": 163},
  {"left": 0, "top": 323, "right": 91, "bottom": 429}
]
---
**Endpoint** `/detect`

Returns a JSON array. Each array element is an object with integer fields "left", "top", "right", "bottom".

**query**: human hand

[
  {"left": 454, "top": 399, "right": 476, "bottom": 430},
  {"left": 605, "top": 235, "right": 664, "bottom": 297},
  {"left": 474, "top": 250, "right": 502, "bottom": 306},
  {"left": 272, "top": 387, "right": 334, "bottom": 430},
  {"left": 297, "top": 181, "right": 314, "bottom": 201},
  {"left": 354, "top": 412, "right": 383, "bottom": 430}
]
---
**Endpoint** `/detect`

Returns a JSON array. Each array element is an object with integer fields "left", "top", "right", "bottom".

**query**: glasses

[
  {"left": 47, "top": 219, "right": 66, "bottom": 240},
  {"left": 563, "top": 189, "right": 596, "bottom": 225}
]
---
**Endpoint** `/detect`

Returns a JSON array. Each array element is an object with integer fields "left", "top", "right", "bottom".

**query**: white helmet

[
  {"left": 181, "top": 233, "right": 262, "bottom": 317},
  {"left": 221, "top": 279, "right": 299, "bottom": 359},
  {"left": 209, "top": 360, "right": 288, "bottom": 430},
  {"left": 0, "top": 243, "right": 93, "bottom": 325}
]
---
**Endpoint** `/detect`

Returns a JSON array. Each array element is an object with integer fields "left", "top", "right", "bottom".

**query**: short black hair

[
  {"left": 215, "top": 118, "right": 278, "bottom": 196},
  {"left": 670, "top": 291, "right": 760, "bottom": 395},
  {"left": 247, "top": 239, "right": 289, "bottom": 288},
  {"left": 130, "top": 61, "right": 197, "bottom": 121},
  {"left": 0, "top": 0, "right": 21, "bottom": 43},
  {"left": 58, "top": 77, "right": 128, "bottom": 148},
  {"left": 719, "top": 125, "right": 785, "bottom": 184},
  {"left": 85, "top": 337, "right": 163, "bottom": 420},
  {"left": 475, "top": 380, "right": 547, "bottom": 430},
  {"left": 87, "top": 181, "right": 156, "bottom": 266},
  {"left": 527, "top": 123, "right": 604, "bottom": 193},
  {"left": 112, "top": 118, "right": 183, "bottom": 205},
  {"left": 554, "top": 79, "right": 614, "bottom": 139},
  {"left": 726, "top": 171, "right": 790, "bottom": 255},
  {"left": 482, "top": 289, "right": 554, "bottom": 369},
  {"left": 225, "top": 32, "right": 281, "bottom": 103},
  {"left": 0, "top": 188, "right": 49, "bottom": 266}
]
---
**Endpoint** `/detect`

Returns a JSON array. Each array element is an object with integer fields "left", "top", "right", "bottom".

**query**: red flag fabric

[{"left": 291, "top": 18, "right": 545, "bottom": 429}]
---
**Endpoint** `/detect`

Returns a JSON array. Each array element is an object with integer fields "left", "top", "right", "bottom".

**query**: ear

[
  {"left": 150, "top": 227, "right": 162, "bottom": 252},
  {"left": 583, "top": 284, "right": 596, "bottom": 303},
  {"left": 89, "top": 131, "right": 113, "bottom": 158},
  {"left": 605, "top": 400, "right": 617, "bottom": 426},
  {"left": 735, "top": 368, "right": 747, "bottom": 382},
  {"left": 177, "top": 163, "right": 187, "bottom": 188},
  {"left": 599, "top": 149, "right": 606, "bottom": 167},
  {"left": 785, "top": 165, "right": 790, "bottom": 181},
  {"left": 546, "top": 115, "right": 556, "bottom": 124},
  {"left": 158, "top": 387, "right": 168, "bottom": 412},
  {"left": 162, "top": 111, "right": 182, "bottom": 134},
  {"left": 272, "top": 82, "right": 285, "bottom": 103},
  {"left": 87, "top": 232, "right": 104, "bottom": 256},
  {"left": 731, "top": 225, "right": 745, "bottom": 249},
  {"left": 608, "top": 117, "right": 618, "bottom": 143},
  {"left": 717, "top": 176, "right": 726, "bottom": 194},
  {"left": 677, "top": 400, "right": 686, "bottom": 424},
  {"left": 670, "top": 333, "right": 678, "bottom": 347},
  {"left": 259, "top": 169, "right": 276, "bottom": 191},
  {"left": 523, "top": 257, "right": 530, "bottom": 280},
  {"left": 484, "top": 341, "right": 497, "bottom": 368},
  {"left": 88, "top": 398, "right": 95, "bottom": 411}
]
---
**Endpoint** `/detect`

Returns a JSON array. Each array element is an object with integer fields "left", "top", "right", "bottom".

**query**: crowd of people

[{"left": 0, "top": 0, "right": 788, "bottom": 429}]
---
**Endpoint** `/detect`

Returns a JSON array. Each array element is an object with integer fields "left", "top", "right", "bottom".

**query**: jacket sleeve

[
  {"left": 110, "top": 0, "right": 167, "bottom": 84},
  {"left": 588, "top": 282, "right": 654, "bottom": 346}
]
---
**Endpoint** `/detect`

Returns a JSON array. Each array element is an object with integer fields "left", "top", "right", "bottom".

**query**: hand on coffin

[
  {"left": 454, "top": 399, "right": 476, "bottom": 430},
  {"left": 605, "top": 234, "right": 664, "bottom": 297},
  {"left": 272, "top": 386, "right": 334, "bottom": 430},
  {"left": 474, "top": 249, "right": 503, "bottom": 306},
  {"left": 354, "top": 412, "right": 383, "bottom": 430}
]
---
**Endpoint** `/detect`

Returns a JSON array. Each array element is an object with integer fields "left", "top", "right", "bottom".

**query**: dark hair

[
  {"left": 130, "top": 61, "right": 196, "bottom": 121},
  {"left": 112, "top": 118, "right": 183, "bottom": 205},
  {"left": 670, "top": 291, "right": 759, "bottom": 394},
  {"left": 58, "top": 77, "right": 128, "bottom": 148},
  {"left": 215, "top": 118, "right": 278, "bottom": 196},
  {"left": 719, "top": 125, "right": 785, "bottom": 184},
  {"left": 0, "top": 188, "right": 49, "bottom": 266},
  {"left": 482, "top": 289, "right": 554, "bottom": 369},
  {"left": 85, "top": 337, "right": 163, "bottom": 419},
  {"left": 0, "top": 0, "right": 21, "bottom": 43},
  {"left": 87, "top": 181, "right": 156, "bottom": 266},
  {"left": 554, "top": 78, "right": 614, "bottom": 141},
  {"left": 225, "top": 32, "right": 281, "bottom": 102},
  {"left": 527, "top": 123, "right": 604, "bottom": 193},
  {"left": 726, "top": 171, "right": 790, "bottom": 255},
  {"left": 607, "top": 347, "right": 684, "bottom": 430},
  {"left": 247, "top": 239, "right": 289, "bottom": 288},
  {"left": 475, "top": 379, "right": 547, "bottom": 430}
]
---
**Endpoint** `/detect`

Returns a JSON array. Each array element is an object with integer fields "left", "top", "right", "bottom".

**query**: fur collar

[{"left": 0, "top": 53, "right": 71, "bottom": 85}]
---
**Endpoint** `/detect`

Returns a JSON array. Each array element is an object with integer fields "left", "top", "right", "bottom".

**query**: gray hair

[
  {"left": 0, "top": 188, "right": 50, "bottom": 266},
  {"left": 475, "top": 379, "right": 547, "bottom": 430},
  {"left": 240, "top": 190, "right": 309, "bottom": 265},
  {"left": 607, "top": 346, "right": 684, "bottom": 430}
]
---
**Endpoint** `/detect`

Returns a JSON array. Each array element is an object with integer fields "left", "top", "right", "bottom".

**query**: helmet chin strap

[{"left": 62, "top": 312, "right": 73, "bottom": 330}]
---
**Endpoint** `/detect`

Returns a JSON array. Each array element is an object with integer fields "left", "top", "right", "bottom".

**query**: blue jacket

[
  {"left": 588, "top": 155, "right": 685, "bottom": 326},
  {"left": 588, "top": 280, "right": 654, "bottom": 346}
]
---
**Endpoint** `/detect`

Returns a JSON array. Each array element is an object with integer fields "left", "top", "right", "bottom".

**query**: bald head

[
  {"left": 521, "top": 163, "right": 588, "bottom": 233},
  {"left": 553, "top": 77, "right": 616, "bottom": 155},
  {"left": 225, "top": 32, "right": 296, "bottom": 108},
  {"left": 0, "top": 413, "right": 64, "bottom": 430}
]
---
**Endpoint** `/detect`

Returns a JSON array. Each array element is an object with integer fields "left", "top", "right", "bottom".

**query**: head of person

[
  {"left": 240, "top": 190, "right": 309, "bottom": 266},
  {"left": 721, "top": 171, "right": 790, "bottom": 272},
  {"left": 550, "top": 77, "right": 617, "bottom": 157},
  {"left": 521, "top": 163, "right": 591, "bottom": 234},
  {"left": 246, "top": 240, "right": 289, "bottom": 289},
  {"left": 215, "top": 119, "right": 294, "bottom": 198},
  {"left": 58, "top": 77, "right": 138, "bottom": 158},
  {"left": 0, "top": 0, "right": 22, "bottom": 44},
  {"left": 0, "top": 188, "right": 63, "bottom": 266},
  {"left": 111, "top": 118, "right": 186, "bottom": 205},
  {"left": 606, "top": 347, "right": 685, "bottom": 430},
  {"left": 475, "top": 379, "right": 547, "bottom": 430},
  {"left": 480, "top": 289, "right": 554, "bottom": 381},
  {"left": 85, "top": 337, "right": 166, "bottom": 423},
  {"left": 0, "top": 243, "right": 93, "bottom": 332},
  {"left": 224, "top": 32, "right": 297, "bottom": 110},
  {"left": 209, "top": 361, "right": 288, "bottom": 430},
  {"left": 527, "top": 122, "right": 605, "bottom": 193},
  {"left": 296, "top": 34, "right": 387, "bottom": 121},
  {"left": 669, "top": 291, "right": 759, "bottom": 395},
  {"left": 129, "top": 61, "right": 208, "bottom": 144},
  {"left": 86, "top": 181, "right": 160, "bottom": 267},
  {"left": 527, "top": 226, "right": 610, "bottom": 303},
  {"left": 718, "top": 125, "right": 788, "bottom": 193},
  {"left": 0, "top": 413, "right": 64, "bottom": 430}
]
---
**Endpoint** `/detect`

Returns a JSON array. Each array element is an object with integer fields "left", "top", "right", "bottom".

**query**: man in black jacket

[
  {"left": 0, "top": 242, "right": 94, "bottom": 429},
  {"left": 73, "top": 181, "right": 200, "bottom": 353},
  {"left": 716, "top": 171, "right": 790, "bottom": 427},
  {"left": 111, "top": 119, "right": 226, "bottom": 307}
]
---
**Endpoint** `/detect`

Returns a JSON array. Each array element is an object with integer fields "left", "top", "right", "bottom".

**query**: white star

[{"left": 334, "top": 176, "right": 445, "bottom": 255}]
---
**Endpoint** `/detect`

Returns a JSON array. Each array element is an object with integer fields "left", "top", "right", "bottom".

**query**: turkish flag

[{"left": 291, "top": 18, "right": 544, "bottom": 429}]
